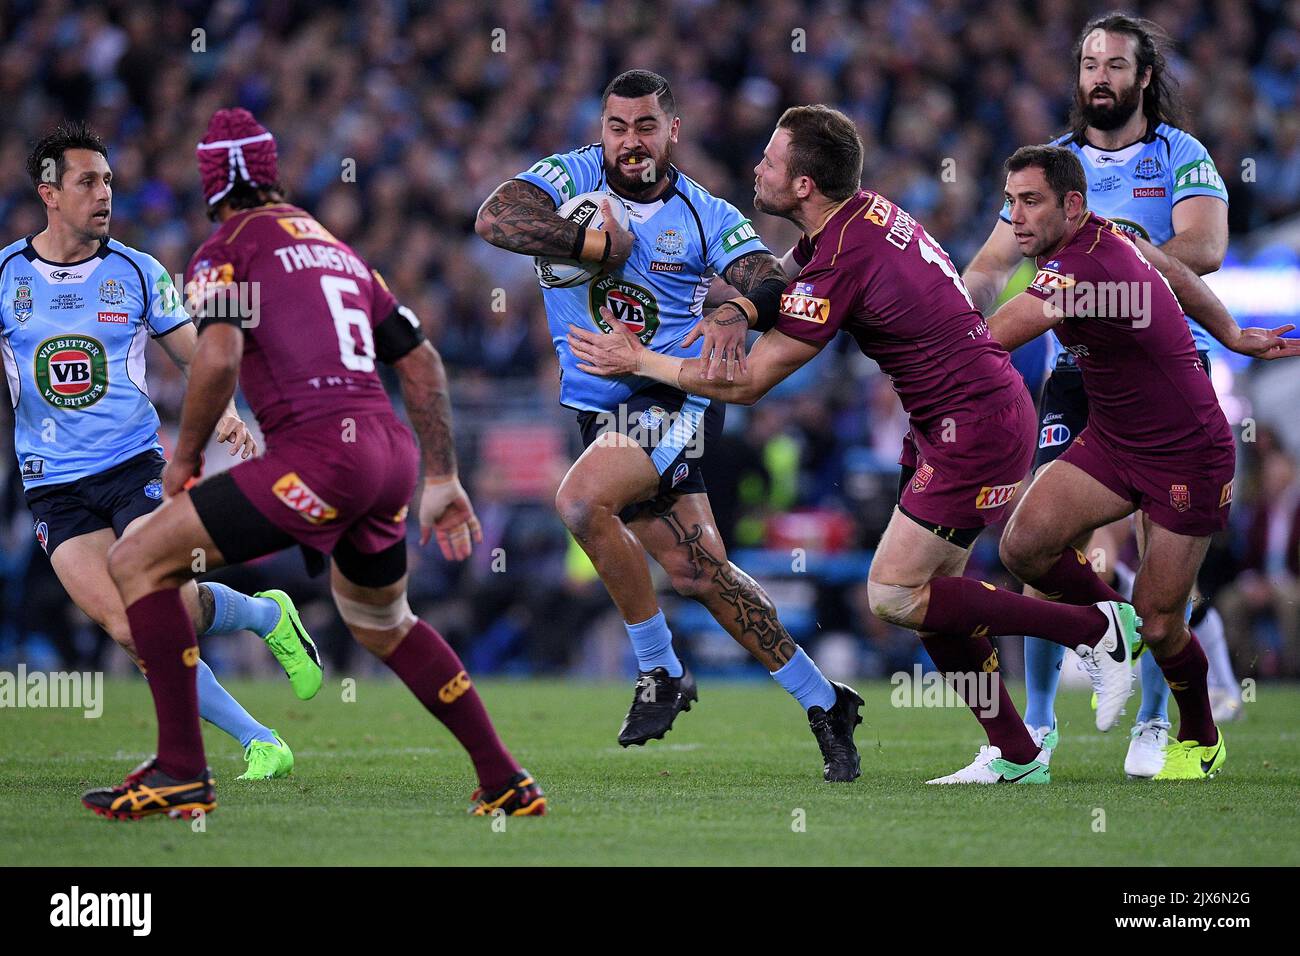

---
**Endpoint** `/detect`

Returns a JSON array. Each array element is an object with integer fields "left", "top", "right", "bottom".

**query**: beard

[
  {"left": 1077, "top": 80, "right": 1143, "bottom": 132},
  {"left": 604, "top": 141, "right": 672, "bottom": 199},
  {"left": 754, "top": 181, "right": 799, "bottom": 219}
]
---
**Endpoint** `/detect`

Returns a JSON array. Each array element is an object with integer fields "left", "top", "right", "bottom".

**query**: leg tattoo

[
  {"left": 656, "top": 506, "right": 797, "bottom": 668},
  {"left": 197, "top": 583, "right": 216, "bottom": 636}
]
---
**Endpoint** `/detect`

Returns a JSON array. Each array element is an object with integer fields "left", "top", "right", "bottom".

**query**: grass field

[{"left": 2, "top": 676, "right": 1297, "bottom": 866}]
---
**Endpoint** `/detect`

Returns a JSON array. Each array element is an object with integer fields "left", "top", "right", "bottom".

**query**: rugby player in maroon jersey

[
  {"left": 571, "top": 106, "right": 1149, "bottom": 785},
  {"left": 988, "top": 145, "right": 1300, "bottom": 779},
  {"left": 82, "top": 109, "right": 545, "bottom": 819}
]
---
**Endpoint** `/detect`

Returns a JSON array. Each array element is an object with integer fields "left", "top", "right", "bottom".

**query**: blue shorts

[
  {"left": 575, "top": 384, "right": 724, "bottom": 522},
  {"left": 23, "top": 450, "right": 166, "bottom": 558}
]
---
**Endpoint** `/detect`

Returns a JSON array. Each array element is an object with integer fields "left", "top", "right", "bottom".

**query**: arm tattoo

[
  {"left": 723, "top": 252, "right": 786, "bottom": 295},
  {"left": 397, "top": 344, "right": 457, "bottom": 476},
  {"left": 654, "top": 504, "right": 798, "bottom": 668},
  {"left": 476, "top": 179, "right": 582, "bottom": 257}
]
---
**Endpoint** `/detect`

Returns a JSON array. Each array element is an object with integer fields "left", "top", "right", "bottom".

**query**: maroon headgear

[{"left": 196, "top": 108, "right": 278, "bottom": 206}]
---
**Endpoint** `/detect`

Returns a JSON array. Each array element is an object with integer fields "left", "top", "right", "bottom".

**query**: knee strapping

[
  {"left": 333, "top": 590, "right": 418, "bottom": 631},
  {"left": 867, "top": 580, "right": 927, "bottom": 627}
]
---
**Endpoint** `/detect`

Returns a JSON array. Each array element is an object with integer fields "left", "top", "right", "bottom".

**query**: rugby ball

[{"left": 534, "top": 190, "right": 630, "bottom": 288}]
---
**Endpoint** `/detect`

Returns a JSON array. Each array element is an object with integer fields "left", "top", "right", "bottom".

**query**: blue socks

[
  {"left": 772, "top": 647, "right": 837, "bottom": 712},
  {"left": 626, "top": 610, "right": 683, "bottom": 677},
  {"left": 1022, "top": 636, "right": 1064, "bottom": 729},
  {"left": 195, "top": 658, "right": 276, "bottom": 748},
  {"left": 201, "top": 582, "right": 282, "bottom": 638}
]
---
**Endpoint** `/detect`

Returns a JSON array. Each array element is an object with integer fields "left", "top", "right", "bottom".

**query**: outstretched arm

[
  {"left": 1135, "top": 237, "right": 1300, "bottom": 360},
  {"left": 568, "top": 312, "right": 823, "bottom": 406},
  {"left": 682, "top": 251, "right": 789, "bottom": 380}
]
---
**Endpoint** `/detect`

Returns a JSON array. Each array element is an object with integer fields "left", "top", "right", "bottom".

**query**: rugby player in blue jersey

[
  {"left": 477, "top": 71, "right": 862, "bottom": 781},
  {"left": 1, "top": 122, "right": 322, "bottom": 780},
  {"left": 963, "top": 15, "right": 1271, "bottom": 777}
]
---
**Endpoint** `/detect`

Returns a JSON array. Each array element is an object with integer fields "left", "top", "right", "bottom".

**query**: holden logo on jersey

[
  {"left": 33, "top": 335, "right": 108, "bottom": 409},
  {"left": 13, "top": 284, "right": 32, "bottom": 322},
  {"left": 99, "top": 278, "right": 126, "bottom": 305},
  {"left": 1132, "top": 187, "right": 1167, "bottom": 198},
  {"left": 277, "top": 217, "right": 339, "bottom": 243},
  {"left": 590, "top": 276, "right": 660, "bottom": 344},
  {"left": 975, "top": 481, "right": 1022, "bottom": 509},
  {"left": 97, "top": 311, "right": 128, "bottom": 324},
  {"left": 780, "top": 290, "right": 831, "bottom": 324},
  {"left": 272, "top": 472, "right": 339, "bottom": 525},
  {"left": 1170, "top": 484, "right": 1191, "bottom": 513},
  {"left": 1039, "top": 423, "right": 1071, "bottom": 448}
]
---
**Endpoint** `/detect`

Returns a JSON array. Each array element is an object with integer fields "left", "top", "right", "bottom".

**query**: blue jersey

[
  {"left": 1000, "top": 123, "right": 1228, "bottom": 360},
  {"left": 516, "top": 145, "right": 768, "bottom": 412},
  {"left": 0, "top": 236, "right": 190, "bottom": 488}
]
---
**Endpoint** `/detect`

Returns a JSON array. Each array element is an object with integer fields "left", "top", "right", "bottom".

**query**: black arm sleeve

[
  {"left": 748, "top": 276, "right": 787, "bottom": 332},
  {"left": 373, "top": 304, "right": 426, "bottom": 364}
]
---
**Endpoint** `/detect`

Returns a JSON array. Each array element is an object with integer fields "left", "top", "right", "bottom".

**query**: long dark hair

[{"left": 1067, "top": 13, "right": 1189, "bottom": 138}]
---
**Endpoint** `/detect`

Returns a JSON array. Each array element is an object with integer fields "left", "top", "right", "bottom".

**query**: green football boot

[
  {"left": 926, "top": 745, "right": 1051, "bottom": 784},
  {"left": 1153, "top": 732, "right": 1225, "bottom": 780},
  {"left": 255, "top": 589, "right": 323, "bottom": 700},
  {"left": 237, "top": 731, "right": 294, "bottom": 780}
]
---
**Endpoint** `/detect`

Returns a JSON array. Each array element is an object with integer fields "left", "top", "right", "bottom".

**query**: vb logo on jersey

[
  {"left": 34, "top": 335, "right": 108, "bottom": 409},
  {"left": 591, "top": 276, "right": 660, "bottom": 344}
]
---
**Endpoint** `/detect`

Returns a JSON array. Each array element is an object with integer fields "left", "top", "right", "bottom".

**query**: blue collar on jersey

[{"left": 22, "top": 234, "right": 111, "bottom": 267}]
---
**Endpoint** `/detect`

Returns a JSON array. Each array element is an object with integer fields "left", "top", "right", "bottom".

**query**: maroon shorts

[
  {"left": 898, "top": 386, "right": 1036, "bottom": 533},
  {"left": 223, "top": 412, "right": 419, "bottom": 556},
  {"left": 1058, "top": 426, "right": 1235, "bottom": 537}
]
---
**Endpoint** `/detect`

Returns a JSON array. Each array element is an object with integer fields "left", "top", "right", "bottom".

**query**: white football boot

[
  {"left": 925, "top": 745, "right": 1050, "bottom": 784},
  {"left": 1124, "top": 717, "right": 1171, "bottom": 778},
  {"left": 1026, "top": 723, "right": 1059, "bottom": 766},
  {"left": 1209, "top": 687, "right": 1245, "bottom": 724},
  {"left": 1076, "top": 601, "right": 1142, "bottom": 731}
]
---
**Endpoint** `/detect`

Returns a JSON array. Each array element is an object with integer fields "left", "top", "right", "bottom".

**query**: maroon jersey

[
  {"left": 1022, "top": 213, "right": 1232, "bottom": 457},
  {"left": 775, "top": 189, "right": 1024, "bottom": 429},
  {"left": 185, "top": 204, "right": 398, "bottom": 436}
]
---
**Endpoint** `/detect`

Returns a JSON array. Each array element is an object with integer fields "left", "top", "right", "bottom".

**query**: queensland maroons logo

[
  {"left": 590, "top": 276, "right": 660, "bottom": 344},
  {"left": 34, "top": 334, "right": 108, "bottom": 409}
]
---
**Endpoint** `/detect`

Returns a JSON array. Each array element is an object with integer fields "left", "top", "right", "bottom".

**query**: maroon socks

[
  {"left": 918, "top": 632, "right": 1039, "bottom": 764},
  {"left": 126, "top": 589, "right": 206, "bottom": 780},
  {"left": 1156, "top": 633, "right": 1218, "bottom": 744},
  {"left": 385, "top": 620, "right": 519, "bottom": 791},
  {"left": 1026, "top": 548, "right": 1127, "bottom": 606},
  {"left": 921, "top": 575, "right": 1107, "bottom": 649}
]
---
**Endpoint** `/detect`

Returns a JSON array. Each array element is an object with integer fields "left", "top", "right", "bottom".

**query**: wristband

[
  {"left": 724, "top": 296, "right": 758, "bottom": 325},
  {"left": 580, "top": 228, "right": 607, "bottom": 262}
]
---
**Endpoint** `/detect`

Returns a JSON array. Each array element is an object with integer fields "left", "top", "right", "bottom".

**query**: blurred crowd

[{"left": 1, "top": 0, "right": 1298, "bottom": 682}]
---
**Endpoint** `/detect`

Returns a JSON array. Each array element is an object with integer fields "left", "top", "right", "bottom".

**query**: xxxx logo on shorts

[
  {"left": 272, "top": 472, "right": 338, "bottom": 524},
  {"left": 591, "top": 276, "right": 660, "bottom": 344},
  {"left": 911, "top": 462, "right": 934, "bottom": 493},
  {"left": 975, "top": 481, "right": 1021, "bottom": 509},
  {"left": 34, "top": 335, "right": 108, "bottom": 409},
  {"left": 1170, "top": 484, "right": 1191, "bottom": 513}
]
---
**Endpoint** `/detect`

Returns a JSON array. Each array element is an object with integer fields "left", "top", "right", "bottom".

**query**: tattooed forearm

[
  {"left": 656, "top": 507, "right": 797, "bottom": 668},
  {"left": 723, "top": 252, "right": 786, "bottom": 295},
  {"left": 395, "top": 342, "right": 457, "bottom": 477},
  {"left": 475, "top": 179, "right": 582, "bottom": 257}
]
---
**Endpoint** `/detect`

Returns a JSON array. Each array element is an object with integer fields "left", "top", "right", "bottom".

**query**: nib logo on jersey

[
  {"left": 591, "top": 275, "right": 660, "bottom": 344},
  {"left": 33, "top": 335, "right": 108, "bottom": 409}
]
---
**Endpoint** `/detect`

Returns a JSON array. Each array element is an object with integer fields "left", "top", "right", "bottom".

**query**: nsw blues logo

[
  {"left": 144, "top": 478, "right": 164, "bottom": 500},
  {"left": 13, "top": 284, "right": 32, "bottom": 323},
  {"left": 99, "top": 278, "right": 126, "bottom": 306},
  {"left": 1039, "top": 423, "right": 1071, "bottom": 448}
]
